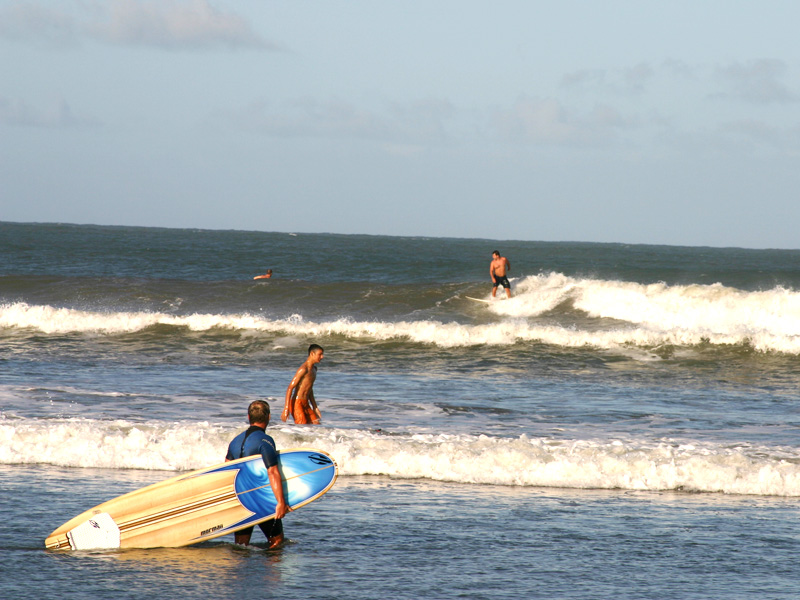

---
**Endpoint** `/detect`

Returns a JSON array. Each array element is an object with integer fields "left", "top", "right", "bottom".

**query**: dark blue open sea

[{"left": 2, "top": 221, "right": 800, "bottom": 599}]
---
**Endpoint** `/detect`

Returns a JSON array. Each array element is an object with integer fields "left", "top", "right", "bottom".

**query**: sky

[{"left": 1, "top": 1, "right": 800, "bottom": 248}]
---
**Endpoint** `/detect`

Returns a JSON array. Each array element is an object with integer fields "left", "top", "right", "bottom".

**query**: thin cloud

[
  {"left": 0, "top": 0, "right": 276, "bottom": 50},
  {"left": 561, "top": 63, "right": 654, "bottom": 96},
  {"left": 490, "top": 96, "right": 633, "bottom": 146},
  {"left": 654, "top": 115, "right": 800, "bottom": 158},
  {"left": 623, "top": 63, "right": 654, "bottom": 94},
  {"left": 716, "top": 119, "right": 800, "bottom": 152},
  {"left": 0, "top": 96, "right": 100, "bottom": 128},
  {"left": 560, "top": 68, "right": 606, "bottom": 90},
  {"left": 87, "top": 0, "right": 276, "bottom": 50},
  {"left": 660, "top": 58, "right": 696, "bottom": 79},
  {"left": 714, "top": 59, "right": 799, "bottom": 104},
  {"left": 223, "top": 98, "right": 455, "bottom": 145},
  {"left": 0, "top": 2, "right": 76, "bottom": 45}
]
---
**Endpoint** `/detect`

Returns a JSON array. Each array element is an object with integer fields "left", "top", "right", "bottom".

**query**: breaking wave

[
  {"left": 2, "top": 417, "right": 800, "bottom": 497},
  {"left": 2, "top": 273, "right": 800, "bottom": 353}
]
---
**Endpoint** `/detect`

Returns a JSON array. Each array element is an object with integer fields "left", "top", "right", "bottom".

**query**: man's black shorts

[{"left": 493, "top": 275, "right": 510, "bottom": 289}]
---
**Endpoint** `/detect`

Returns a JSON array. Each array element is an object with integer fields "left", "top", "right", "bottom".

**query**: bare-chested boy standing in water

[{"left": 282, "top": 344, "right": 324, "bottom": 425}]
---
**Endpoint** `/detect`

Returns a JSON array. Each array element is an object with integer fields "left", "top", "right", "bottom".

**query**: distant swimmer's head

[{"left": 248, "top": 400, "right": 270, "bottom": 425}]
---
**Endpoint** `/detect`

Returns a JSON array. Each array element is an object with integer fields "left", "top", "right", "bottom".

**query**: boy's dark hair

[{"left": 308, "top": 343, "right": 324, "bottom": 355}]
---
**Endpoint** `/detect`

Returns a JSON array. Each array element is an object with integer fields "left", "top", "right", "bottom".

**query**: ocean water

[{"left": 2, "top": 221, "right": 800, "bottom": 599}]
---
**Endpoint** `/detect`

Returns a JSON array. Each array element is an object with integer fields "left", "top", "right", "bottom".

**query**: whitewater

[
  {"left": 3, "top": 417, "right": 800, "bottom": 497},
  {"left": 4, "top": 273, "right": 800, "bottom": 353}
]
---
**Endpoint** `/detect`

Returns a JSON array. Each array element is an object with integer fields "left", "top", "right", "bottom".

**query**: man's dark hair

[
  {"left": 308, "top": 343, "right": 324, "bottom": 355},
  {"left": 248, "top": 400, "right": 270, "bottom": 424},
  {"left": 493, "top": 250, "right": 500, "bottom": 256}
]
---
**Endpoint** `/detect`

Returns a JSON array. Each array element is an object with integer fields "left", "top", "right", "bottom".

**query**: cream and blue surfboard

[{"left": 45, "top": 448, "right": 337, "bottom": 550}]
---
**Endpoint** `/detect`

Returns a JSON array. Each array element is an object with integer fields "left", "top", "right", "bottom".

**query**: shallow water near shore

[{"left": 3, "top": 465, "right": 800, "bottom": 600}]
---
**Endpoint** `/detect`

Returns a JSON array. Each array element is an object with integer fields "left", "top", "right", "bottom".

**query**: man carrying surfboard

[
  {"left": 225, "top": 400, "right": 290, "bottom": 548},
  {"left": 490, "top": 250, "right": 512, "bottom": 298},
  {"left": 282, "top": 344, "right": 324, "bottom": 425}
]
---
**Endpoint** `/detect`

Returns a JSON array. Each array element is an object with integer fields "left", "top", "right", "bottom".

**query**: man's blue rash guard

[{"left": 226, "top": 425, "right": 279, "bottom": 467}]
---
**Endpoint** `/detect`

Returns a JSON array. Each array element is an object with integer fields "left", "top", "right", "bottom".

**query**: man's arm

[
  {"left": 490, "top": 263, "right": 496, "bottom": 282},
  {"left": 308, "top": 388, "right": 321, "bottom": 424},
  {"left": 224, "top": 440, "right": 234, "bottom": 462},
  {"left": 283, "top": 365, "right": 306, "bottom": 421},
  {"left": 267, "top": 464, "right": 289, "bottom": 519}
]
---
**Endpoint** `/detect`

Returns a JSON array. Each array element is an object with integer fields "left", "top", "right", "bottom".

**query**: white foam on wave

[
  {"left": 3, "top": 271, "right": 800, "bottom": 353},
  {"left": 3, "top": 417, "right": 800, "bottom": 497},
  {"left": 496, "top": 273, "right": 800, "bottom": 336},
  {"left": 0, "top": 417, "right": 228, "bottom": 471},
  {"left": 0, "top": 302, "right": 269, "bottom": 335}
]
